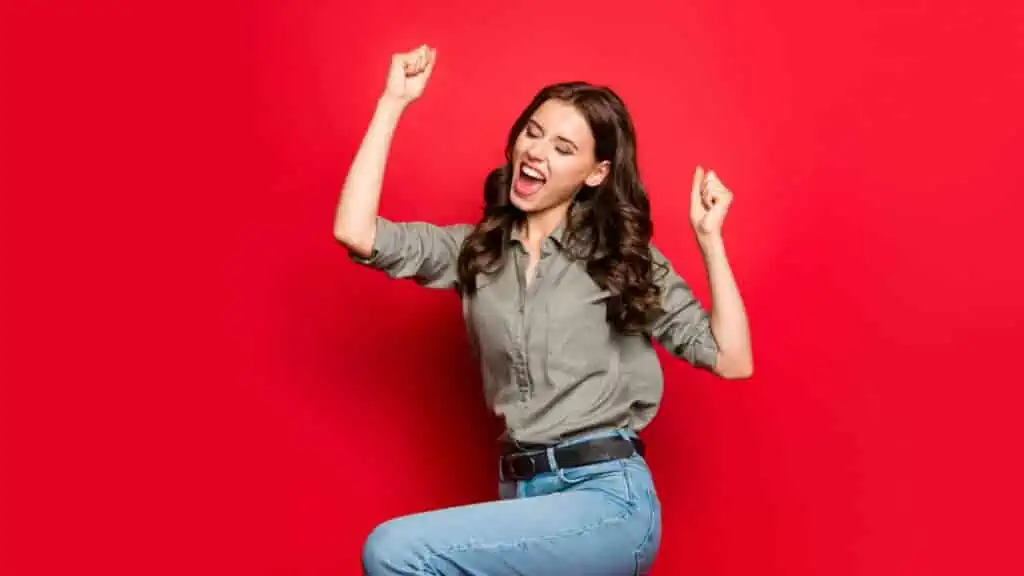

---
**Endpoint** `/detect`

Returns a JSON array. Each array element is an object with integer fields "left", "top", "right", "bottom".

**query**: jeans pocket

[
  {"left": 556, "top": 458, "right": 626, "bottom": 485},
  {"left": 632, "top": 492, "right": 661, "bottom": 573},
  {"left": 556, "top": 458, "right": 633, "bottom": 509},
  {"left": 630, "top": 467, "right": 662, "bottom": 574}
]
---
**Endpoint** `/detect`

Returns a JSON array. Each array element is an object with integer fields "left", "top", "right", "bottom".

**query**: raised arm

[
  {"left": 688, "top": 166, "right": 753, "bottom": 379},
  {"left": 333, "top": 45, "right": 469, "bottom": 290},
  {"left": 649, "top": 166, "right": 753, "bottom": 379},
  {"left": 648, "top": 244, "right": 721, "bottom": 370},
  {"left": 333, "top": 44, "right": 436, "bottom": 256}
]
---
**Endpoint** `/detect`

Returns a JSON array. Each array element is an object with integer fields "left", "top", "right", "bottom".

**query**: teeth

[{"left": 522, "top": 165, "right": 544, "bottom": 180}]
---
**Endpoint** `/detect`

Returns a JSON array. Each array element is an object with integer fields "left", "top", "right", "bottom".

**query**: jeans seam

[
  {"left": 417, "top": 462, "right": 640, "bottom": 573},
  {"left": 630, "top": 459, "right": 658, "bottom": 575}
]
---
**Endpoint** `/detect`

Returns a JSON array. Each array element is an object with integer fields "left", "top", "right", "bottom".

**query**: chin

[
  {"left": 512, "top": 190, "right": 562, "bottom": 216},
  {"left": 509, "top": 191, "right": 537, "bottom": 212}
]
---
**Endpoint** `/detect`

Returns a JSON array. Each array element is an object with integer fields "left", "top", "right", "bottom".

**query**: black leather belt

[{"left": 499, "top": 435, "right": 644, "bottom": 481}]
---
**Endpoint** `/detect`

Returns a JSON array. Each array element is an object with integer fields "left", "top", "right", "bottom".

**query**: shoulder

[
  {"left": 378, "top": 216, "right": 476, "bottom": 244},
  {"left": 646, "top": 240, "right": 673, "bottom": 271},
  {"left": 436, "top": 222, "right": 477, "bottom": 252},
  {"left": 647, "top": 240, "right": 691, "bottom": 287},
  {"left": 647, "top": 241, "right": 667, "bottom": 260},
  {"left": 448, "top": 222, "right": 476, "bottom": 239}
]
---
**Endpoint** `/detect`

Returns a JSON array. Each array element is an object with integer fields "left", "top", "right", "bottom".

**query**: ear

[{"left": 584, "top": 160, "right": 610, "bottom": 187}]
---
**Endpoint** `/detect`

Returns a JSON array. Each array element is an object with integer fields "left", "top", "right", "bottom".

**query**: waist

[
  {"left": 502, "top": 425, "right": 637, "bottom": 449},
  {"left": 498, "top": 428, "right": 644, "bottom": 481}
]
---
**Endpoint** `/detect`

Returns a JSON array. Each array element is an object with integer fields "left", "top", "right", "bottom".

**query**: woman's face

[{"left": 509, "top": 99, "right": 609, "bottom": 216}]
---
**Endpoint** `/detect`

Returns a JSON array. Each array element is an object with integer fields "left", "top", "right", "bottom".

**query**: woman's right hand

[{"left": 383, "top": 44, "right": 437, "bottom": 105}]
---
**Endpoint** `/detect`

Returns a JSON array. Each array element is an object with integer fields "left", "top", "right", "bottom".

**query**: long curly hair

[{"left": 456, "top": 81, "right": 664, "bottom": 335}]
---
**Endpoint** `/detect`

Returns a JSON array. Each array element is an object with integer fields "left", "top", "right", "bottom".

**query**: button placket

[{"left": 512, "top": 246, "right": 532, "bottom": 404}]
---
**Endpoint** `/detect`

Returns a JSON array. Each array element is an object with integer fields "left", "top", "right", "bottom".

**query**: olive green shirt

[{"left": 350, "top": 216, "right": 719, "bottom": 444}]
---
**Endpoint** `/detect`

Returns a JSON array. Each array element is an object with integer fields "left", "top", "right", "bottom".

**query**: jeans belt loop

[{"left": 545, "top": 446, "right": 558, "bottom": 474}]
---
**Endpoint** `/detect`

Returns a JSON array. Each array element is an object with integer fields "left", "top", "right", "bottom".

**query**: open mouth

[{"left": 513, "top": 163, "right": 547, "bottom": 197}]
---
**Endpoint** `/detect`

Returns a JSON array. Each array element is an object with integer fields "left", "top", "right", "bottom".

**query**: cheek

[
  {"left": 550, "top": 157, "right": 591, "bottom": 186},
  {"left": 511, "top": 135, "right": 529, "bottom": 159}
]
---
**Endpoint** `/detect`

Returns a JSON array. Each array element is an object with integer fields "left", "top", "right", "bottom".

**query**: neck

[{"left": 520, "top": 202, "right": 569, "bottom": 245}]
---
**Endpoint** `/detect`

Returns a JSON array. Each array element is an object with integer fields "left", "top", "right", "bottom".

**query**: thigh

[{"left": 362, "top": 457, "right": 660, "bottom": 575}]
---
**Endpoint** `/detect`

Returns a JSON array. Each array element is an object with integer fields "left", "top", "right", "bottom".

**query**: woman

[{"left": 335, "top": 44, "right": 753, "bottom": 575}]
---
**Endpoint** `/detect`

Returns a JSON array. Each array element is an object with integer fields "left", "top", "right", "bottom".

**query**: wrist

[
  {"left": 377, "top": 94, "right": 409, "bottom": 116},
  {"left": 696, "top": 232, "right": 725, "bottom": 256}
]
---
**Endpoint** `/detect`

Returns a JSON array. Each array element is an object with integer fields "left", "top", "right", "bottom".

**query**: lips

[
  {"left": 513, "top": 161, "right": 547, "bottom": 197},
  {"left": 520, "top": 163, "right": 546, "bottom": 182}
]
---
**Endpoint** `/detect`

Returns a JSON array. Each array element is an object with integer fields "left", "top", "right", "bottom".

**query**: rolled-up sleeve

[
  {"left": 349, "top": 216, "right": 472, "bottom": 290},
  {"left": 648, "top": 243, "right": 720, "bottom": 369}
]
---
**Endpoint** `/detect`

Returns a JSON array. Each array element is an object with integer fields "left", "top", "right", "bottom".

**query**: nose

[{"left": 524, "top": 141, "right": 547, "bottom": 163}]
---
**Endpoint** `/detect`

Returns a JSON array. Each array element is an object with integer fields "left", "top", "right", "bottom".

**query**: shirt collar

[{"left": 510, "top": 218, "right": 569, "bottom": 254}]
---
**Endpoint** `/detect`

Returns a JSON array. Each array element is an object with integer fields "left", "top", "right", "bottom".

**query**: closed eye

[{"left": 526, "top": 119, "right": 578, "bottom": 155}]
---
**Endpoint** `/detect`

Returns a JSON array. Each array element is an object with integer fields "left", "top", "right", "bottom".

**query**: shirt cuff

[
  {"left": 347, "top": 216, "right": 395, "bottom": 268},
  {"left": 684, "top": 316, "right": 721, "bottom": 370}
]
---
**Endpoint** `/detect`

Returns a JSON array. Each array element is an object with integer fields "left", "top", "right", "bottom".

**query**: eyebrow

[{"left": 528, "top": 119, "right": 579, "bottom": 152}]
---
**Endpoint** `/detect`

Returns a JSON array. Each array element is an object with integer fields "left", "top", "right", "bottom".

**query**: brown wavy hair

[{"left": 456, "top": 81, "right": 664, "bottom": 335}]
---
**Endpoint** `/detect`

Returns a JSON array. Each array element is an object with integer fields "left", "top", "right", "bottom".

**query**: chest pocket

[
  {"left": 545, "top": 287, "right": 613, "bottom": 375},
  {"left": 465, "top": 272, "right": 518, "bottom": 364}
]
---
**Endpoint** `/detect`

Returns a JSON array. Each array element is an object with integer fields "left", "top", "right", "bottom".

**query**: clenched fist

[
  {"left": 383, "top": 44, "right": 437, "bottom": 105},
  {"left": 689, "top": 166, "right": 734, "bottom": 239}
]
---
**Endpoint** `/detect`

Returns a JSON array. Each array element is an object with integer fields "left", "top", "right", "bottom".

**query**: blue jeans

[{"left": 362, "top": 429, "right": 662, "bottom": 575}]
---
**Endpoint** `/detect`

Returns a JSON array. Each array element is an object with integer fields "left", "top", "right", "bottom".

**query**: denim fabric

[{"left": 362, "top": 430, "right": 662, "bottom": 575}]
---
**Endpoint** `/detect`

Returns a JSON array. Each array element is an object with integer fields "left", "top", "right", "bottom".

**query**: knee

[{"left": 361, "top": 518, "right": 427, "bottom": 575}]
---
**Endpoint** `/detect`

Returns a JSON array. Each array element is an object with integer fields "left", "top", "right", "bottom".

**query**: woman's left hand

[{"left": 689, "top": 166, "right": 733, "bottom": 239}]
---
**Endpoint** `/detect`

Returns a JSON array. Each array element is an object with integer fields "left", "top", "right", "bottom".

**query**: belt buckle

[{"left": 503, "top": 452, "right": 537, "bottom": 480}]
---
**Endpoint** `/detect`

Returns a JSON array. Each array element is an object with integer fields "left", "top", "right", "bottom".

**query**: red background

[{"left": 3, "top": 1, "right": 1023, "bottom": 574}]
